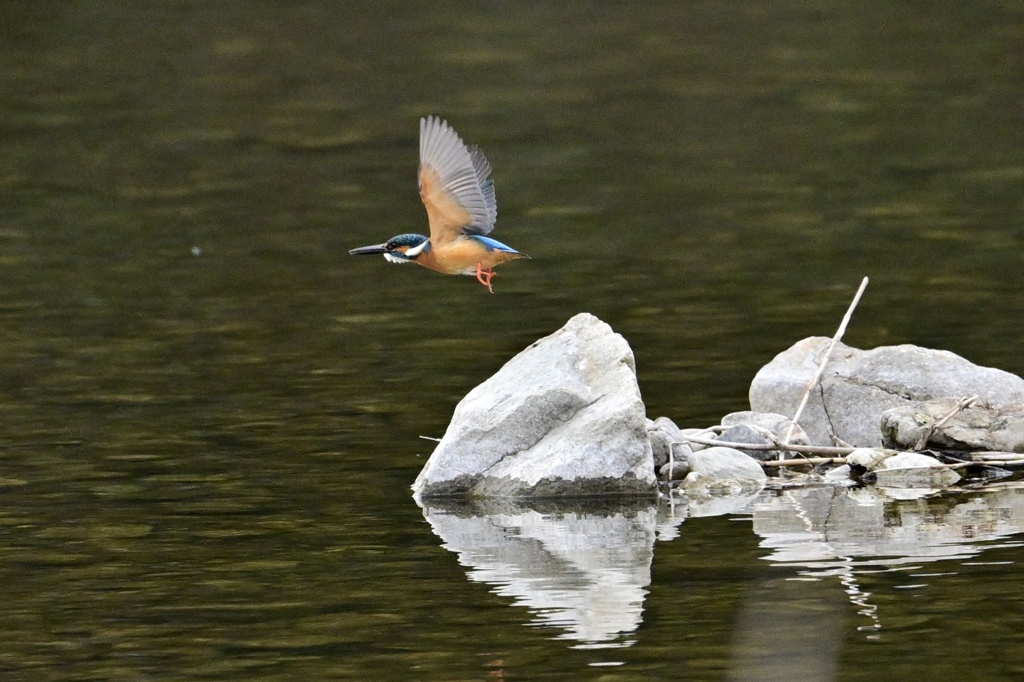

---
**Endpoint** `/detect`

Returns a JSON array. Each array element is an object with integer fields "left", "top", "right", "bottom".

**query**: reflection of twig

[
  {"left": 836, "top": 562, "right": 882, "bottom": 635},
  {"left": 782, "top": 489, "right": 882, "bottom": 636},
  {"left": 783, "top": 277, "right": 869, "bottom": 447},
  {"left": 912, "top": 395, "right": 979, "bottom": 450}
]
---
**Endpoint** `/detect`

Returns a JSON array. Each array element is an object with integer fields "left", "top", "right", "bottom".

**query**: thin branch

[
  {"left": 761, "top": 456, "right": 848, "bottom": 467},
  {"left": 912, "top": 395, "right": 979, "bottom": 450},
  {"left": 783, "top": 276, "right": 870, "bottom": 447},
  {"left": 678, "top": 434, "right": 857, "bottom": 456},
  {"left": 679, "top": 434, "right": 1024, "bottom": 471},
  {"left": 971, "top": 452, "right": 1024, "bottom": 461}
]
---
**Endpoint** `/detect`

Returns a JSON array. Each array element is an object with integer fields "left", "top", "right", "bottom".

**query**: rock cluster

[{"left": 413, "top": 315, "right": 1024, "bottom": 499}]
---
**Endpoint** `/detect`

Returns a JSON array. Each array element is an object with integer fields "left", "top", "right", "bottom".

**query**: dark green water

[{"left": 1, "top": 1, "right": 1023, "bottom": 679}]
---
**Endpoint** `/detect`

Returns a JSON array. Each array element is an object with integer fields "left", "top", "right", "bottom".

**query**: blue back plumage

[{"left": 469, "top": 235, "right": 520, "bottom": 254}]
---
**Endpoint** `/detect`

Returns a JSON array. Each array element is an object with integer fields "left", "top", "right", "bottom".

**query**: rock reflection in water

[
  {"left": 703, "top": 482, "right": 1024, "bottom": 679},
  {"left": 748, "top": 483, "right": 1024, "bottom": 569},
  {"left": 420, "top": 481, "right": 1024, "bottom": 674},
  {"left": 417, "top": 499, "right": 655, "bottom": 648}
]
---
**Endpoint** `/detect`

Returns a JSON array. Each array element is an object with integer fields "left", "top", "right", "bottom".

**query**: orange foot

[{"left": 475, "top": 263, "right": 496, "bottom": 293}]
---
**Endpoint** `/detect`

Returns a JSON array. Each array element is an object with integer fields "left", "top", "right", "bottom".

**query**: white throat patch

[
  {"left": 384, "top": 252, "right": 411, "bottom": 264},
  {"left": 404, "top": 240, "right": 430, "bottom": 258}
]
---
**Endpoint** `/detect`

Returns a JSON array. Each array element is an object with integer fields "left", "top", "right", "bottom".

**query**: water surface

[{"left": 1, "top": 1, "right": 1023, "bottom": 679}]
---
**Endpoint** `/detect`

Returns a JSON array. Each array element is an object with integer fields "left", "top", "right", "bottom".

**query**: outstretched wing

[{"left": 418, "top": 116, "right": 498, "bottom": 244}]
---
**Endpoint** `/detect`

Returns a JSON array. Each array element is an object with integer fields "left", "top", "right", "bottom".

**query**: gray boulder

[
  {"left": 413, "top": 313, "right": 656, "bottom": 498},
  {"left": 749, "top": 337, "right": 1024, "bottom": 447},
  {"left": 881, "top": 399, "right": 1024, "bottom": 453}
]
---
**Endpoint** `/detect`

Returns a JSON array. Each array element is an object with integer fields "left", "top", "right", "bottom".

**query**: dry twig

[
  {"left": 679, "top": 434, "right": 857, "bottom": 456},
  {"left": 911, "top": 395, "right": 979, "bottom": 450},
  {"left": 783, "top": 276, "right": 869, "bottom": 448},
  {"left": 761, "top": 456, "right": 848, "bottom": 467}
]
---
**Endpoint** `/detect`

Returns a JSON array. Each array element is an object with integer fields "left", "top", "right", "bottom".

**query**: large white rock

[
  {"left": 412, "top": 313, "right": 656, "bottom": 498},
  {"left": 749, "top": 337, "right": 1024, "bottom": 447}
]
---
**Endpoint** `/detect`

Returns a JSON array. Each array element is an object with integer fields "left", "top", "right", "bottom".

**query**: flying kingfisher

[{"left": 348, "top": 116, "right": 528, "bottom": 293}]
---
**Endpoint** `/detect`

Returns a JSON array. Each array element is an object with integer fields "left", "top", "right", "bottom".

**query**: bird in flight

[{"left": 349, "top": 116, "right": 528, "bottom": 293}]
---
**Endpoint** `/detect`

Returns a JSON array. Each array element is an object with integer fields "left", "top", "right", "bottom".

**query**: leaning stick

[{"left": 782, "top": 277, "right": 870, "bottom": 448}]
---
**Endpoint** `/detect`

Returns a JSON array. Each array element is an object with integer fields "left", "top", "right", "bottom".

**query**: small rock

[
  {"left": 846, "top": 448, "right": 896, "bottom": 472},
  {"left": 871, "top": 452, "right": 961, "bottom": 488},
  {"left": 648, "top": 429, "right": 673, "bottom": 468},
  {"left": 682, "top": 446, "right": 767, "bottom": 491},
  {"left": 716, "top": 424, "right": 774, "bottom": 461},
  {"left": 679, "top": 427, "right": 717, "bottom": 452},
  {"left": 653, "top": 416, "right": 683, "bottom": 439},
  {"left": 658, "top": 440, "right": 692, "bottom": 480},
  {"left": 647, "top": 416, "right": 683, "bottom": 468},
  {"left": 720, "top": 411, "right": 810, "bottom": 445},
  {"left": 824, "top": 464, "right": 855, "bottom": 484},
  {"left": 876, "top": 452, "right": 944, "bottom": 469},
  {"left": 659, "top": 458, "right": 690, "bottom": 480}
]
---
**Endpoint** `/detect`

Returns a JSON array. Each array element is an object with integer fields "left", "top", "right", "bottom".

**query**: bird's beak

[{"left": 348, "top": 243, "right": 388, "bottom": 255}]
